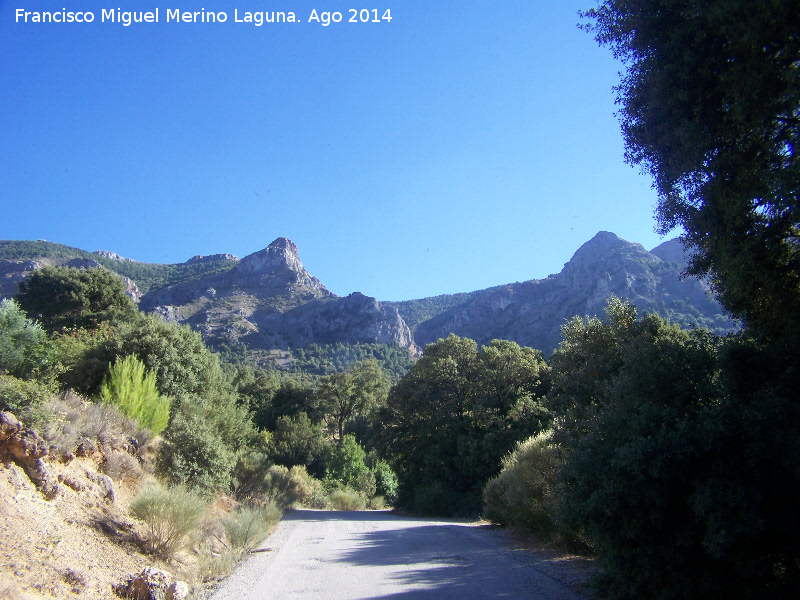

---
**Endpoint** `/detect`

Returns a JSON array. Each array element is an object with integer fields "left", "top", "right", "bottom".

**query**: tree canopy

[
  {"left": 582, "top": 0, "right": 800, "bottom": 341},
  {"left": 16, "top": 266, "right": 138, "bottom": 332},
  {"left": 377, "top": 335, "right": 550, "bottom": 515}
]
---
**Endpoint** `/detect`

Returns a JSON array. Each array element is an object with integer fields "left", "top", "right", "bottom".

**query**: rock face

[
  {"left": 0, "top": 412, "right": 59, "bottom": 498},
  {"left": 140, "top": 238, "right": 417, "bottom": 353},
  {"left": 408, "top": 232, "right": 736, "bottom": 354}
]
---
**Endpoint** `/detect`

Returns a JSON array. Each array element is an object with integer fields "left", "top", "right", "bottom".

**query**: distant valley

[{"left": 0, "top": 232, "right": 736, "bottom": 359}]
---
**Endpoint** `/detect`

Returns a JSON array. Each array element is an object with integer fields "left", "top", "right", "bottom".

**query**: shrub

[
  {"left": 100, "top": 355, "right": 169, "bottom": 435},
  {"left": 130, "top": 484, "right": 206, "bottom": 559},
  {"left": 329, "top": 488, "right": 366, "bottom": 511},
  {"left": 32, "top": 389, "right": 149, "bottom": 454},
  {"left": 0, "top": 298, "right": 48, "bottom": 378},
  {"left": 371, "top": 459, "right": 398, "bottom": 505},
  {"left": 326, "top": 435, "right": 369, "bottom": 489},
  {"left": 268, "top": 412, "right": 328, "bottom": 477},
  {"left": 222, "top": 501, "right": 281, "bottom": 550},
  {"left": 0, "top": 374, "right": 53, "bottom": 415},
  {"left": 482, "top": 430, "right": 558, "bottom": 536},
  {"left": 157, "top": 392, "right": 253, "bottom": 494}
]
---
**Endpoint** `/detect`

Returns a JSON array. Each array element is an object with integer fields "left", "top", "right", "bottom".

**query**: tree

[
  {"left": 108, "top": 313, "right": 226, "bottom": 399},
  {"left": 16, "top": 266, "right": 137, "bottom": 332},
  {"left": 318, "top": 359, "right": 390, "bottom": 442},
  {"left": 100, "top": 355, "right": 170, "bottom": 435},
  {"left": 376, "top": 335, "right": 550, "bottom": 515},
  {"left": 581, "top": 1, "right": 800, "bottom": 342}
]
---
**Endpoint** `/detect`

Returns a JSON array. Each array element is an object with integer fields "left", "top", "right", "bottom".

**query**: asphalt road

[{"left": 209, "top": 509, "right": 588, "bottom": 600}]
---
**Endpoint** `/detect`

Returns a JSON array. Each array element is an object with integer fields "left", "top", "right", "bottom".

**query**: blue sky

[{"left": 1, "top": 1, "right": 668, "bottom": 301}]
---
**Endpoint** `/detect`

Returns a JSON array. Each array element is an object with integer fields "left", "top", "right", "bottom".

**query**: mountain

[
  {"left": 1, "top": 233, "right": 735, "bottom": 358},
  {"left": 138, "top": 237, "right": 416, "bottom": 352},
  {"left": 387, "top": 232, "right": 736, "bottom": 354}
]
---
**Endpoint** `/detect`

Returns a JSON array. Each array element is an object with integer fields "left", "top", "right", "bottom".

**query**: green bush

[
  {"left": 326, "top": 434, "right": 369, "bottom": 489},
  {"left": 130, "top": 485, "right": 206, "bottom": 559},
  {"left": 100, "top": 355, "right": 169, "bottom": 435},
  {"left": 482, "top": 430, "right": 558, "bottom": 536},
  {"left": 269, "top": 412, "right": 328, "bottom": 477},
  {"left": 0, "top": 298, "right": 48, "bottom": 378},
  {"left": 0, "top": 374, "right": 53, "bottom": 415},
  {"left": 371, "top": 459, "right": 399, "bottom": 505},
  {"left": 157, "top": 393, "right": 252, "bottom": 494}
]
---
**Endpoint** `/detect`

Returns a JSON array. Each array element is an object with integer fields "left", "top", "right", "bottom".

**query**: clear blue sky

[{"left": 1, "top": 1, "right": 669, "bottom": 301}]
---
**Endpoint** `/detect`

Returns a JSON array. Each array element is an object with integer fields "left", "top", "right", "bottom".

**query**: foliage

[
  {"left": 318, "top": 359, "right": 390, "bottom": 442},
  {"left": 581, "top": 0, "right": 800, "bottom": 344},
  {"left": 258, "top": 464, "right": 325, "bottom": 509},
  {"left": 376, "top": 334, "right": 551, "bottom": 516},
  {"left": 157, "top": 393, "right": 254, "bottom": 494},
  {"left": 109, "top": 313, "right": 226, "bottom": 399},
  {"left": 268, "top": 412, "right": 329, "bottom": 478},
  {"left": 370, "top": 458, "right": 399, "bottom": 505},
  {"left": 130, "top": 484, "right": 206, "bottom": 559},
  {"left": 0, "top": 299, "right": 48, "bottom": 378},
  {"left": 326, "top": 434, "right": 369, "bottom": 490},
  {"left": 482, "top": 430, "right": 559, "bottom": 537},
  {"left": 328, "top": 488, "right": 366, "bottom": 511},
  {"left": 550, "top": 298, "right": 800, "bottom": 598},
  {"left": 248, "top": 378, "right": 323, "bottom": 432},
  {"left": 287, "top": 342, "right": 415, "bottom": 381},
  {"left": 222, "top": 501, "right": 281, "bottom": 551},
  {"left": 15, "top": 266, "right": 137, "bottom": 332},
  {"left": 0, "top": 374, "right": 53, "bottom": 415},
  {"left": 28, "top": 389, "right": 149, "bottom": 454},
  {"left": 100, "top": 355, "right": 169, "bottom": 435}
]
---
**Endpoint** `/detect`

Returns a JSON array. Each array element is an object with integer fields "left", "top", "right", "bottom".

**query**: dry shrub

[
  {"left": 222, "top": 500, "right": 281, "bottom": 550},
  {"left": 102, "top": 451, "right": 143, "bottom": 483},
  {"left": 482, "top": 430, "right": 558, "bottom": 536},
  {"left": 329, "top": 488, "right": 366, "bottom": 511},
  {"left": 130, "top": 484, "right": 206, "bottom": 559},
  {"left": 33, "top": 390, "right": 151, "bottom": 455}
]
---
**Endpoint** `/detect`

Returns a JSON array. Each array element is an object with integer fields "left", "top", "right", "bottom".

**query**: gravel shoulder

[{"left": 210, "top": 509, "right": 595, "bottom": 600}]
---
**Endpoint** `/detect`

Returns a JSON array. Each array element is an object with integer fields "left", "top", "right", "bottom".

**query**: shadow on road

[{"left": 283, "top": 510, "right": 578, "bottom": 600}]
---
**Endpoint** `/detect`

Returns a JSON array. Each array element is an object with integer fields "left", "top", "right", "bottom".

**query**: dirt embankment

[{"left": 0, "top": 409, "right": 180, "bottom": 599}]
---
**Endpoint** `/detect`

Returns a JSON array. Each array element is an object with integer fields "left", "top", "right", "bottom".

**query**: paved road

[{"left": 210, "top": 509, "right": 588, "bottom": 600}]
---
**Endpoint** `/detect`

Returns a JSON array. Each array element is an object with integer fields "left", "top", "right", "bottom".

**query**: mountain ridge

[{"left": 1, "top": 233, "right": 736, "bottom": 357}]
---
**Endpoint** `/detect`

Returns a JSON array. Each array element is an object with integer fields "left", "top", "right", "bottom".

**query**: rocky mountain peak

[
  {"left": 238, "top": 237, "right": 305, "bottom": 275},
  {"left": 650, "top": 238, "right": 691, "bottom": 267}
]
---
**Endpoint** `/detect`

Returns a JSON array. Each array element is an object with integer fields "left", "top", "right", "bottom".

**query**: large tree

[
  {"left": 376, "top": 335, "right": 550, "bottom": 516},
  {"left": 318, "top": 359, "right": 390, "bottom": 443},
  {"left": 16, "top": 265, "right": 137, "bottom": 332},
  {"left": 582, "top": 0, "right": 800, "bottom": 341}
]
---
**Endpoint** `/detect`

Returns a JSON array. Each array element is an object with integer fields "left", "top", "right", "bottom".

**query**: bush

[
  {"left": 0, "top": 374, "right": 53, "bottom": 415},
  {"left": 269, "top": 412, "right": 328, "bottom": 477},
  {"left": 326, "top": 435, "right": 369, "bottom": 489},
  {"left": 0, "top": 298, "right": 48, "bottom": 378},
  {"left": 222, "top": 501, "right": 281, "bottom": 550},
  {"left": 257, "top": 464, "right": 324, "bottom": 509},
  {"left": 130, "top": 485, "right": 206, "bottom": 559},
  {"left": 157, "top": 392, "right": 254, "bottom": 494},
  {"left": 328, "top": 488, "right": 366, "bottom": 511},
  {"left": 371, "top": 459, "right": 398, "bottom": 505},
  {"left": 31, "top": 389, "right": 149, "bottom": 454},
  {"left": 482, "top": 430, "right": 558, "bottom": 536},
  {"left": 100, "top": 355, "right": 169, "bottom": 435}
]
